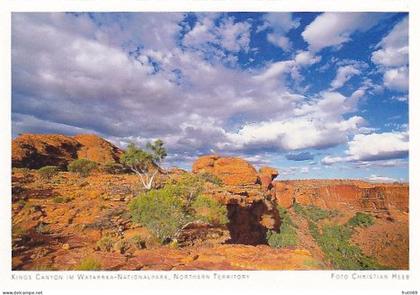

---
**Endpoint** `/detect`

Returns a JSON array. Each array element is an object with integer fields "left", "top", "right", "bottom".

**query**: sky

[{"left": 11, "top": 12, "right": 409, "bottom": 182}]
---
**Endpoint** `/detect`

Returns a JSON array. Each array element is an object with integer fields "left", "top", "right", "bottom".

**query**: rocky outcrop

[
  {"left": 258, "top": 166, "right": 279, "bottom": 191},
  {"left": 12, "top": 133, "right": 122, "bottom": 169},
  {"left": 193, "top": 156, "right": 280, "bottom": 245},
  {"left": 192, "top": 155, "right": 259, "bottom": 186}
]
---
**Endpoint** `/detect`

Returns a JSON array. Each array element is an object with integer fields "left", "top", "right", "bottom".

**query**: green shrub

[
  {"left": 191, "top": 195, "right": 228, "bottom": 225},
  {"left": 96, "top": 235, "right": 114, "bottom": 252},
  {"left": 17, "top": 199, "right": 26, "bottom": 208},
  {"left": 68, "top": 159, "right": 97, "bottom": 177},
  {"left": 308, "top": 220, "right": 320, "bottom": 238},
  {"left": 129, "top": 188, "right": 191, "bottom": 243},
  {"left": 53, "top": 196, "right": 71, "bottom": 204},
  {"left": 130, "top": 175, "right": 229, "bottom": 245},
  {"left": 165, "top": 174, "right": 204, "bottom": 207},
  {"left": 38, "top": 166, "right": 60, "bottom": 180},
  {"left": 293, "top": 203, "right": 338, "bottom": 222},
  {"left": 76, "top": 257, "right": 101, "bottom": 270},
  {"left": 267, "top": 206, "right": 298, "bottom": 248},
  {"left": 347, "top": 212, "right": 375, "bottom": 228},
  {"left": 199, "top": 172, "right": 223, "bottom": 186}
]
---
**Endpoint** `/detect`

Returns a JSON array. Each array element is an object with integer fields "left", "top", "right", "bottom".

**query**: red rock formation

[
  {"left": 192, "top": 155, "right": 259, "bottom": 186},
  {"left": 12, "top": 133, "right": 122, "bottom": 169},
  {"left": 192, "top": 155, "right": 280, "bottom": 244}
]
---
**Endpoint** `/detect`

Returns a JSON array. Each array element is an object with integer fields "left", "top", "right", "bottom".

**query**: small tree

[
  {"left": 129, "top": 174, "right": 229, "bottom": 244},
  {"left": 120, "top": 140, "right": 167, "bottom": 190}
]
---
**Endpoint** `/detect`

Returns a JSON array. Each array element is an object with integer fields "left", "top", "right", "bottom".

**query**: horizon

[{"left": 12, "top": 12, "right": 409, "bottom": 182}]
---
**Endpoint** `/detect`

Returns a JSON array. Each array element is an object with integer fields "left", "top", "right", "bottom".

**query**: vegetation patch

[
  {"left": 192, "top": 194, "right": 228, "bottom": 225},
  {"left": 53, "top": 196, "right": 71, "bottom": 204},
  {"left": 76, "top": 257, "right": 102, "bottom": 270},
  {"left": 35, "top": 222, "right": 50, "bottom": 235},
  {"left": 294, "top": 203, "right": 382, "bottom": 269},
  {"left": 129, "top": 187, "right": 189, "bottom": 243},
  {"left": 12, "top": 224, "right": 25, "bottom": 239},
  {"left": 129, "top": 174, "right": 228, "bottom": 244},
  {"left": 100, "top": 162, "right": 127, "bottom": 174},
  {"left": 267, "top": 206, "right": 298, "bottom": 248},
  {"left": 293, "top": 203, "right": 339, "bottom": 221},
  {"left": 96, "top": 235, "right": 114, "bottom": 252},
  {"left": 38, "top": 166, "right": 60, "bottom": 180},
  {"left": 68, "top": 159, "right": 98, "bottom": 177},
  {"left": 198, "top": 172, "right": 223, "bottom": 186},
  {"left": 347, "top": 212, "right": 375, "bottom": 228}
]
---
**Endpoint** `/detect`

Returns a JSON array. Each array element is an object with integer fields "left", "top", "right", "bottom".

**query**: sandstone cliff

[{"left": 274, "top": 179, "right": 408, "bottom": 218}]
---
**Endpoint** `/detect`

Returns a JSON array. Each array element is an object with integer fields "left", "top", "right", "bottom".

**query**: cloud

[
  {"left": 371, "top": 17, "right": 408, "bottom": 92},
  {"left": 322, "top": 131, "right": 408, "bottom": 165},
  {"left": 366, "top": 174, "right": 398, "bottom": 183},
  {"left": 182, "top": 14, "right": 251, "bottom": 55},
  {"left": 222, "top": 90, "right": 366, "bottom": 152},
  {"left": 294, "top": 51, "right": 321, "bottom": 67},
  {"left": 260, "top": 13, "right": 300, "bottom": 51},
  {"left": 302, "top": 12, "right": 387, "bottom": 52},
  {"left": 12, "top": 12, "right": 404, "bottom": 174},
  {"left": 391, "top": 95, "right": 408, "bottom": 102},
  {"left": 279, "top": 166, "right": 311, "bottom": 176},
  {"left": 285, "top": 152, "right": 314, "bottom": 161},
  {"left": 383, "top": 66, "right": 408, "bottom": 92},
  {"left": 330, "top": 65, "right": 361, "bottom": 90},
  {"left": 371, "top": 17, "right": 408, "bottom": 67},
  {"left": 13, "top": 12, "right": 333, "bottom": 165}
]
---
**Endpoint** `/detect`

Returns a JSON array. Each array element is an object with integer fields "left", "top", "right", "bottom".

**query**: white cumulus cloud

[
  {"left": 302, "top": 12, "right": 387, "bottom": 52},
  {"left": 322, "top": 131, "right": 408, "bottom": 165},
  {"left": 371, "top": 17, "right": 408, "bottom": 92}
]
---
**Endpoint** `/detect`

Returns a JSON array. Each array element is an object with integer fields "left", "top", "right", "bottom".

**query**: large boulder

[
  {"left": 192, "top": 155, "right": 259, "bottom": 186},
  {"left": 12, "top": 133, "right": 123, "bottom": 169}
]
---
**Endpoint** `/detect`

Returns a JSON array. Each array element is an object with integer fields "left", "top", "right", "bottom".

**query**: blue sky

[{"left": 12, "top": 12, "right": 409, "bottom": 182}]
